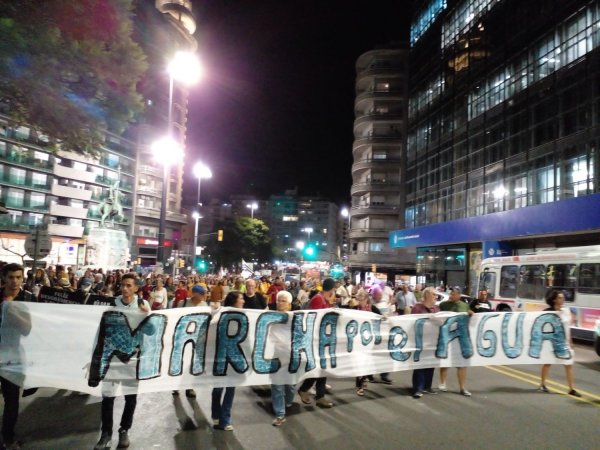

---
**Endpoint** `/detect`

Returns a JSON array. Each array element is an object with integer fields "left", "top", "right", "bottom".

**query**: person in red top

[
  {"left": 172, "top": 279, "right": 189, "bottom": 308},
  {"left": 297, "top": 278, "right": 336, "bottom": 408},
  {"left": 266, "top": 277, "right": 284, "bottom": 310}
]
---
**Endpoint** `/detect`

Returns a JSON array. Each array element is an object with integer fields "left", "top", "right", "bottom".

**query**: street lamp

[
  {"left": 192, "top": 211, "right": 201, "bottom": 266},
  {"left": 193, "top": 161, "right": 212, "bottom": 207},
  {"left": 247, "top": 202, "right": 258, "bottom": 219},
  {"left": 154, "top": 51, "right": 202, "bottom": 267},
  {"left": 302, "top": 227, "right": 313, "bottom": 243},
  {"left": 340, "top": 207, "right": 349, "bottom": 260},
  {"left": 152, "top": 137, "right": 183, "bottom": 265}
]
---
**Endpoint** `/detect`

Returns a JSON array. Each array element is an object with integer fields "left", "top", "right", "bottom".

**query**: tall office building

[
  {"left": 391, "top": 0, "right": 600, "bottom": 291},
  {"left": 348, "top": 46, "right": 415, "bottom": 279},
  {"left": 131, "top": 0, "right": 197, "bottom": 265}
]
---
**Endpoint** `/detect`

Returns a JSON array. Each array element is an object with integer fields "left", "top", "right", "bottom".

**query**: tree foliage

[
  {"left": 206, "top": 217, "right": 272, "bottom": 268},
  {"left": 0, "top": 0, "right": 147, "bottom": 155}
]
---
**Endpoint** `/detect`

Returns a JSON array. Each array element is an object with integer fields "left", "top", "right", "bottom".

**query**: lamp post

[
  {"left": 340, "top": 207, "right": 349, "bottom": 261},
  {"left": 154, "top": 51, "right": 202, "bottom": 267},
  {"left": 152, "top": 137, "right": 183, "bottom": 266},
  {"left": 246, "top": 202, "right": 258, "bottom": 219},
  {"left": 193, "top": 161, "right": 212, "bottom": 207},
  {"left": 302, "top": 227, "right": 313, "bottom": 243},
  {"left": 192, "top": 211, "right": 201, "bottom": 266}
]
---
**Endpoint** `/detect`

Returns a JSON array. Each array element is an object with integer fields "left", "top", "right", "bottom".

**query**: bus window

[
  {"left": 479, "top": 270, "right": 497, "bottom": 298},
  {"left": 547, "top": 264, "right": 576, "bottom": 302},
  {"left": 499, "top": 265, "right": 518, "bottom": 298},
  {"left": 518, "top": 265, "right": 546, "bottom": 300},
  {"left": 578, "top": 263, "right": 600, "bottom": 295}
]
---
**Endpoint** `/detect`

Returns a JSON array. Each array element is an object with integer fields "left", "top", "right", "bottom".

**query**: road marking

[{"left": 485, "top": 366, "right": 600, "bottom": 407}]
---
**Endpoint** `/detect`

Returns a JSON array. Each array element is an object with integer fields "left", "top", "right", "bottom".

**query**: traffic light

[
  {"left": 217, "top": 229, "right": 223, "bottom": 241},
  {"left": 196, "top": 259, "right": 207, "bottom": 272},
  {"left": 303, "top": 243, "right": 317, "bottom": 260}
]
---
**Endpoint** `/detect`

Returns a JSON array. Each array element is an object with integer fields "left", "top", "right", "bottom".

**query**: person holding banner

[
  {"left": 270, "top": 290, "right": 298, "bottom": 426},
  {"left": 411, "top": 287, "right": 440, "bottom": 398},
  {"left": 297, "top": 278, "right": 336, "bottom": 408},
  {"left": 212, "top": 291, "right": 244, "bottom": 431},
  {"left": 438, "top": 286, "right": 473, "bottom": 397},
  {"left": 539, "top": 289, "right": 581, "bottom": 397},
  {"left": 94, "top": 273, "right": 150, "bottom": 450},
  {"left": 1, "top": 263, "right": 33, "bottom": 450}
]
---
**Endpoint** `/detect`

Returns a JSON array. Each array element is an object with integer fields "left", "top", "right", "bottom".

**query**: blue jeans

[
  {"left": 412, "top": 368, "right": 435, "bottom": 392},
  {"left": 211, "top": 387, "right": 235, "bottom": 426},
  {"left": 271, "top": 384, "right": 295, "bottom": 418}
]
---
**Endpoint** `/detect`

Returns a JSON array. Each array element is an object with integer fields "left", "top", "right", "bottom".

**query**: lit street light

[
  {"left": 154, "top": 51, "right": 202, "bottom": 267},
  {"left": 152, "top": 136, "right": 183, "bottom": 265},
  {"left": 192, "top": 211, "right": 201, "bottom": 266},
  {"left": 247, "top": 202, "right": 258, "bottom": 219},
  {"left": 302, "top": 227, "right": 313, "bottom": 243},
  {"left": 193, "top": 161, "right": 212, "bottom": 207}
]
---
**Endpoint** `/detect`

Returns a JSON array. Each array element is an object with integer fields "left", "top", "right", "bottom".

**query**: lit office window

[
  {"left": 442, "top": 0, "right": 503, "bottom": 49},
  {"left": 411, "top": 0, "right": 448, "bottom": 46}
]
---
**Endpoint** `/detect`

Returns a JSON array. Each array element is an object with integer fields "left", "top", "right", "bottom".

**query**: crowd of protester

[{"left": 0, "top": 261, "right": 581, "bottom": 449}]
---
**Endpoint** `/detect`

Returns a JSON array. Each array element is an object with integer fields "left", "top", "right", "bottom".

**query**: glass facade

[
  {"left": 406, "top": 0, "right": 600, "bottom": 230},
  {"left": 411, "top": 0, "right": 448, "bottom": 46}
]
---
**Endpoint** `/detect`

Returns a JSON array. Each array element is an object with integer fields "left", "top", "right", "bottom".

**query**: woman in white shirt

[{"left": 150, "top": 277, "right": 168, "bottom": 310}]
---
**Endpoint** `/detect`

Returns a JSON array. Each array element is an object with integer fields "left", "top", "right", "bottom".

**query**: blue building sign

[{"left": 390, "top": 193, "right": 600, "bottom": 249}]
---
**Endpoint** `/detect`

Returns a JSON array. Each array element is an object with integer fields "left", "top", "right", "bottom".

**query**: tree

[
  {"left": 206, "top": 217, "right": 272, "bottom": 268},
  {"left": 0, "top": 0, "right": 147, "bottom": 156}
]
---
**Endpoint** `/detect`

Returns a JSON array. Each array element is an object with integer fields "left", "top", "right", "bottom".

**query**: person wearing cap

[
  {"left": 438, "top": 286, "right": 473, "bottom": 397},
  {"left": 270, "top": 290, "right": 298, "bottom": 426},
  {"left": 297, "top": 277, "right": 336, "bottom": 408},
  {"left": 186, "top": 285, "right": 208, "bottom": 308},
  {"left": 172, "top": 284, "right": 208, "bottom": 398}
]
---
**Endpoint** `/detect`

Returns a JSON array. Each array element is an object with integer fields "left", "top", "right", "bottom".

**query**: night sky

[{"left": 183, "top": 1, "right": 411, "bottom": 207}]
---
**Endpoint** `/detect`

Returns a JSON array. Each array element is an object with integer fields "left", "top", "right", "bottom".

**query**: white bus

[{"left": 477, "top": 246, "right": 600, "bottom": 341}]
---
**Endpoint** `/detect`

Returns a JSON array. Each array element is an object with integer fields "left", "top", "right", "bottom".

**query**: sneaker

[
  {"left": 272, "top": 417, "right": 286, "bottom": 427},
  {"left": 380, "top": 377, "right": 392, "bottom": 385},
  {"left": 172, "top": 390, "right": 179, "bottom": 395},
  {"left": 117, "top": 428, "right": 130, "bottom": 449},
  {"left": 315, "top": 397, "right": 333, "bottom": 408},
  {"left": 325, "top": 384, "right": 332, "bottom": 390},
  {"left": 568, "top": 389, "right": 582, "bottom": 398},
  {"left": 460, "top": 389, "right": 472, "bottom": 397},
  {"left": 285, "top": 402, "right": 294, "bottom": 408},
  {"left": 94, "top": 432, "right": 112, "bottom": 450},
  {"left": 538, "top": 385, "right": 549, "bottom": 393},
  {"left": 212, "top": 419, "right": 219, "bottom": 426},
  {"left": 213, "top": 424, "right": 234, "bottom": 431},
  {"left": 308, "top": 387, "right": 316, "bottom": 395},
  {"left": 424, "top": 388, "right": 438, "bottom": 394},
  {"left": 185, "top": 389, "right": 196, "bottom": 398},
  {"left": 298, "top": 389, "right": 313, "bottom": 404},
  {"left": 356, "top": 387, "right": 365, "bottom": 396},
  {"left": 413, "top": 391, "right": 423, "bottom": 399},
  {"left": 438, "top": 383, "right": 448, "bottom": 392}
]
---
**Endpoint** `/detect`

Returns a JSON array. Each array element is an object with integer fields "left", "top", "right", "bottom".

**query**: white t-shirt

[
  {"left": 381, "top": 285, "right": 394, "bottom": 304},
  {"left": 150, "top": 288, "right": 168, "bottom": 309},
  {"left": 336, "top": 285, "right": 350, "bottom": 305},
  {"left": 115, "top": 295, "right": 150, "bottom": 310}
]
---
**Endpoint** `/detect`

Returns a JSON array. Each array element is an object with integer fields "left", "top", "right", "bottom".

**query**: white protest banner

[{"left": 0, "top": 302, "right": 573, "bottom": 396}]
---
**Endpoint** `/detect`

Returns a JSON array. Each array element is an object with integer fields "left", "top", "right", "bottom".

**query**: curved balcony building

[{"left": 349, "top": 47, "right": 415, "bottom": 277}]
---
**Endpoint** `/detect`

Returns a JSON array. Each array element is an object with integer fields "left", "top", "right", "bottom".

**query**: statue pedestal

[{"left": 86, "top": 227, "right": 130, "bottom": 269}]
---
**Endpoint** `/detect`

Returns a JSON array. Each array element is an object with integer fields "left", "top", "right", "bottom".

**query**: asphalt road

[{"left": 7, "top": 342, "right": 600, "bottom": 450}]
